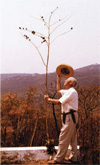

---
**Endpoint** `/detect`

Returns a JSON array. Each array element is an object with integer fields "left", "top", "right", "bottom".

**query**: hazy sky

[{"left": 0, "top": 0, "right": 100, "bottom": 74}]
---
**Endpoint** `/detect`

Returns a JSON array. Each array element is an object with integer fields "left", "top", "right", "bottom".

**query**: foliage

[
  {"left": 46, "top": 139, "right": 56, "bottom": 154},
  {"left": 77, "top": 86, "right": 99, "bottom": 164}
]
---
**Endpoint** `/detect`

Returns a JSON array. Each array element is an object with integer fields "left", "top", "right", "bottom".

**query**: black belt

[{"left": 61, "top": 109, "right": 76, "bottom": 124}]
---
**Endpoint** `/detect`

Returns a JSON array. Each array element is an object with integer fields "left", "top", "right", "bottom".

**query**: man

[{"left": 44, "top": 75, "right": 79, "bottom": 164}]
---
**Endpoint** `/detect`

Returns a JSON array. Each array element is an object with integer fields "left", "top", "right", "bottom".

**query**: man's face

[{"left": 64, "top": 79, "right": 71, "bottom": 89}]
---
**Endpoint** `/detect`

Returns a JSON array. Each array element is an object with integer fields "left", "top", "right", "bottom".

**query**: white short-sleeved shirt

[{"left": 59, "top": 87, "right": 78, "bottom": 113}]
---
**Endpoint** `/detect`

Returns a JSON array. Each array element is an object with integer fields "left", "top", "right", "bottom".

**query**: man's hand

[
  {"left": 57, "top": 74, "right": 62, "bottom": 80},
  {"left": 44, "top": 94, "right": 60, "bottom": 105},
  {"left": 44, "top": 95, "right": 49, "bottom": 101}
]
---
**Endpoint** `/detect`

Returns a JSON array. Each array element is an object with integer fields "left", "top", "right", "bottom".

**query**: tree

[
  {"left": 77, "top": 86, "right": 99, "bottom": 164},
  {"left": 1, "top": 87, "right": 38, "bottom": 147},
  {"left": 1, "top": 92, "right": 19, "bottom": 146}
]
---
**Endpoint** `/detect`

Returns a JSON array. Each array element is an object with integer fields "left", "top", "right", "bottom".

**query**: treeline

[{"left": 1, "top": 86, "right": 99, "bottom": 164}]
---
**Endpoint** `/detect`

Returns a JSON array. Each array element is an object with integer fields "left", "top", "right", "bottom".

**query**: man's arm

[
  {"left": 44, "top": 75, "right": 62, "bottom": 105},
  {"left": 44, "top": 95, "right": 61, "bottom": 105},
  {"left": 57, "top": 75, "right": 61, "bottom": 93}
]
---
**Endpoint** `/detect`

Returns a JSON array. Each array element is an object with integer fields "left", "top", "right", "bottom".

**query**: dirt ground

[
  {"left": 24, "top": 160, "right": 77, "bottom": 165},
  {"left": 1, "top": 151, "right": 79, "bottom": 165},
  {"left": 24, "top": 160, "right": 49, "bottom": 164}
]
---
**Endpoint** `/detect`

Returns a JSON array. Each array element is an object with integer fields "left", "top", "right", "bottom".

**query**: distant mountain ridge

[
  {"left": 1, "top": 64, "right": 100, "bottom": 96},
  {"left": 1, "top": 73, "right": 36, "bottom": 81}
]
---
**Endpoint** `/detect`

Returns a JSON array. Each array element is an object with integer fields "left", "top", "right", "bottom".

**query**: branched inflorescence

[{"left": 19, "top": 7, "right": 73, "bottom": 93}]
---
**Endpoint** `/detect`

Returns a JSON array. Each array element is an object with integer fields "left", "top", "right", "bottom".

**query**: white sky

[{"left": 0, "top": 0, "right": 100, "bottom": 74}]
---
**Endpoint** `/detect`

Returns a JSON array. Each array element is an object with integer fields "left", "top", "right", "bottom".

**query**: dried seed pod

[
  {"left": 41, "top": 36, "right": 45, "bottom": 40},
  {"left": 43, "top": 39, "right": 46, "bottom": 42},
  {"left": 32, "top": 31, "right": 35, "bottom": 34}
]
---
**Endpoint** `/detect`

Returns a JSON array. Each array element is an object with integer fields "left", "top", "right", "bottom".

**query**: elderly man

[{"left": 44, "top": 76, "right": 79, "bottom": 164}]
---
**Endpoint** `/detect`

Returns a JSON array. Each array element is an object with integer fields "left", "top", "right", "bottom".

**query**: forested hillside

[{"left": 1, "top": 64, "right": 100, "bottom": 96}]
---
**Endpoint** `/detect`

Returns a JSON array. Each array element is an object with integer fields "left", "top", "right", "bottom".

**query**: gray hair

[{"left": 67, "top": 77, "right": 77, "bottom": 87}]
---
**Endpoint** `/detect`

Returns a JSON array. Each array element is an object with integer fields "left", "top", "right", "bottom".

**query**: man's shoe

[
  {"left": 48, "top": 160, "right": 67, "bottom": 164},
  {"left": 48, "top": 160, "right": 60, "bottom": 164},
  {"left": 68, "top": 159, "right": 80, "bottom": 164}
]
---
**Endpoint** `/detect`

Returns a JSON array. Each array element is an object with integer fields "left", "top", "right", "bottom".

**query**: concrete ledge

[{"left": 0, "top": 145, "right": 80, "bottom": 151}]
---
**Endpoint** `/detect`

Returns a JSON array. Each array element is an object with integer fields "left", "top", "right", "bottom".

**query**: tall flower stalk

[
  {"left": 19, "top": 7, "right": 73, "bottom": 142},
  {"left": 19, "top": 7, "right": 73, "bottom": 94}
]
